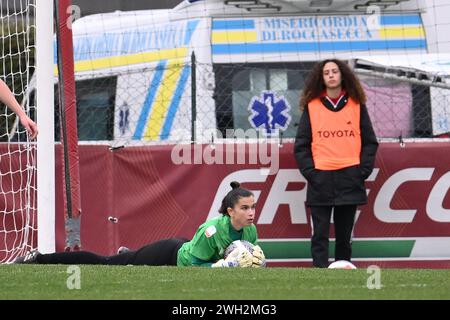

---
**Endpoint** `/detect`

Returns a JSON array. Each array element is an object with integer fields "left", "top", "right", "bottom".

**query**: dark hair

[
  {"left": 299, "top": 59, "right": 366, "bottom": 110},
  {"left": 218, "top": 181, "right": 254, "bottom": 215}
]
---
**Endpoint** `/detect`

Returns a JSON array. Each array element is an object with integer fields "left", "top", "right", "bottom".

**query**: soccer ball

[
  {"left": 224, "top": 240, "right": 254, "bottom": 259},
  {"left": 328, "top": 260, "right": 357, "bottom": 269}
]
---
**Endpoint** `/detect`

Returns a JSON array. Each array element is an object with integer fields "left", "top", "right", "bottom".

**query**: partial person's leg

[
  {"left": 310, "top": 206, "right": 332, "bottom": 268},
  {"left": 104, "top": 250, "right": 138, "bottom": 265},
  {"left": 36, "top": 251, "right": 110, "bottom": 264},
  {"left": 333, "top": 205, "right": 357, "bottom": 261},
  {"left": 130, "top": 238, "right": 189, "bottom": 265}
]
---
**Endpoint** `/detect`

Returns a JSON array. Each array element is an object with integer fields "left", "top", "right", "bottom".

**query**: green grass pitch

[{"left": 1, "top": 265, "right": 450, "bottom": 300}]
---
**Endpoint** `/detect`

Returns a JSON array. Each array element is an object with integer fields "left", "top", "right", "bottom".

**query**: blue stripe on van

[
  {"left": 380, "top": 15, "right": 422, "bottom": 26},
  {"left": 160, "top": 64, "right": 191, "bottom": 140},
  {"left": 133, "top": 60, "right": 167, "bottom": 140},
  {"left": 212, "top": 20, "right": 255, "bottom": 30},
  {"left": 212, "top": 40, "right": 427, "bottom": 54},
  {"left": 184, "top": 20, "right": 200, "bottom": 45}
]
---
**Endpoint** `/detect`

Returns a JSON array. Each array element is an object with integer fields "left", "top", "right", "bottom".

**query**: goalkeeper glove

[
  {"left": 251, "top": 245, "right": 266, "bottom": 268},
  {"left": 211, "top": 248, "right": 253, "bottom": 268},
  {"left": 236, "top": 250, "right": 253, "bottom": 268},
  {"left": 226, "top": 247, "right": 253, "bottom": 267},
  {"left": 211, "top": 259, "right": 238, "bottom": 268},
  {"left": 211, "top": 247, "right": 241, "bottom": 268}
]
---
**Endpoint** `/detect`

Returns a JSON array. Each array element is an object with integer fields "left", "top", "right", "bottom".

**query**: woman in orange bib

[{"left": 294, "top": 59, "right": 378, "bottom": 268}]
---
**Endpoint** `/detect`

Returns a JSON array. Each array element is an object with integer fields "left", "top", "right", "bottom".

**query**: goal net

[{"left": 0, "top": 0, "right": 37, "bottom": 263}]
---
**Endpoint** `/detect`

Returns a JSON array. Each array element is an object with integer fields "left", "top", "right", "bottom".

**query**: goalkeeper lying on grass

[{"left": 15, "top": 181, "right": 266, "bottom": 268}]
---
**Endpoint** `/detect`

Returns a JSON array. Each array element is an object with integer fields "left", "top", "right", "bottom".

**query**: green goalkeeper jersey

[{"left": 177, "top": 214, "right": 258, "bottom": 267}]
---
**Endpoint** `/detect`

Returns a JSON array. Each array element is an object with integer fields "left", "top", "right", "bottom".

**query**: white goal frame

[{"left": 36, "top": 0, "right": 55, "bottom": 254}]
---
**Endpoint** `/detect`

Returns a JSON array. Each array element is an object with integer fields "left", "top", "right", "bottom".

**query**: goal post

[
  {"left": 54, "top": 0, "right": 82, "bottom": 252},
  {"left": 36, "top": 0, "right": 55, "bottom": 254}
]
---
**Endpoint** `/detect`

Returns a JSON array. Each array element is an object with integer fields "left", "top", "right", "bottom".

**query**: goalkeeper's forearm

[{"left": 191, "top": 256, "right": 213, "bottom": 267}]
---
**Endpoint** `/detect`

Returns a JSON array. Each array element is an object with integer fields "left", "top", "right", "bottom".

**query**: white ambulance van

[{"left": 49, "top": 0, "right": 449, "bottom": 143}]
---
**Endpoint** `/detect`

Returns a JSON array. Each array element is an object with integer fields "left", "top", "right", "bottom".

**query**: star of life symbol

[{"left": 248, "top": 91, "right": 291, "bottom": 137}]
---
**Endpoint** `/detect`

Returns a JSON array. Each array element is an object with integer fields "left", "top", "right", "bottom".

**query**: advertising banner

[{"left": 51, "top": 142, "right": 450, "bottom": 267}]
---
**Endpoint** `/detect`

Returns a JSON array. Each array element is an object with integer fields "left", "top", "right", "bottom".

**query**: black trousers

[
  {"left": 310, "top": 205, "right": 356, "bottom": 268},
  {"left": 36, "top": 238, "right": 188, "bottom": 266}
]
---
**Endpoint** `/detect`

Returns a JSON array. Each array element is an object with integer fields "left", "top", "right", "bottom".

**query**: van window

[
  {"left": 55, "top": 76, "right": 116, "bottom": 141},
  {"left": 214, "top": 63, "right": 313, "bottom": 138}
]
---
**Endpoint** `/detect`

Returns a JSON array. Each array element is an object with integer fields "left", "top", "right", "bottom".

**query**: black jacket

[{"left": 294, "top": 96, "right": 379, "bottom": 206}]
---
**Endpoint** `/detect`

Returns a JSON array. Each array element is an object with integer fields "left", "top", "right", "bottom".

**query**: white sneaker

[{"left": 14, "top": 249, "right": 40, "bottom": 264}]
